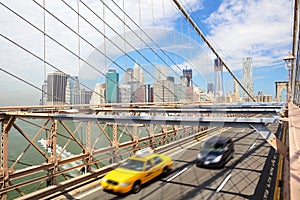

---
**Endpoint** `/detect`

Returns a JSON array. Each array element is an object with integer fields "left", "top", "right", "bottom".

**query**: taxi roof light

[{"left": 135, "top": 147, "right": 153, "bottom": 158}]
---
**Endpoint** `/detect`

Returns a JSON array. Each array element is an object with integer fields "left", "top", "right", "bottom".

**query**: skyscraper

[
  {"left": 47, "top": 71, "right": 68, "bottom": 105},
  {"left": 153, "top": 76, "right": 175, "bottom": 102},
  {"left": 74, "top": 89, "right": 93, "bottom": 104},
  {"left": 164, "top": 76, "right": 175, "bottom": 102},
  {"left": 183, "top": 68, "right": 193, "bottom": 87},
  {"left": 119, "top": 84, "right": 131, "bottom": 103},
  {"left": 135, "top": 86, "right": 146, "bottom": 102},
  {"left": 243, "top": 57, "right": 253, "bottom": 101},
  {"left": 155, "top": 66, "right": 167, "bottom": 81},
  {"left": 176, "top": 76, "right": 187, "bottom": 102},
  {"left": 133, "top": 62, "right": 144, "bottom": 85},
  {"left": 123, "top": 68, "right": 133, "bottom": 84},
  {"left": 106, "top": 69, "right": 119, "bottom": 103},
  {"left": 65, "top": 76, "right": 80, "bottom": 105},
  {"left": 214, "top": 58, "right": 224, "bottom": 102},
  {"left": 207, "top": 83, "right": 214, "bottom": 94},
  {"left": 234, "top": 80, "right": 240, "bottom": 102},
  {"left": 153, "top": 82, "right": 164, "bottom": 102},
  {"left": 90, "top": 83, "right": 106, "bottom": 104}
]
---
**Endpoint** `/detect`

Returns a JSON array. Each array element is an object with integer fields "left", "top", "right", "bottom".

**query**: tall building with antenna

[
  {"left": 214, "top": 58, "right": 224, "bottom": 102},
  {"left": 183, "top": 68, "right": 193, "bottom": 87},
  {"left": 242, "top": 57, "right": 253, "bottom": 101},
  {"left": 123, "top": 68, "right": 133, "bottom": 85}
]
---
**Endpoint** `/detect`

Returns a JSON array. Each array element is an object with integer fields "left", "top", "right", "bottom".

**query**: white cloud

[{"left": 205, "top": 0, "right": 293, "bottom": 71}]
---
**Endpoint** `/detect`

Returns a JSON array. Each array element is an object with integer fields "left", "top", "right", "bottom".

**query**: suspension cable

[
  {"left": 107, "top": 0, "right": 203, "bottom": 88},
  {"left": 172, "top": 0, "right": 256, "bottom": 101},
  {"left": 0, "top": 2, "right": 105, "bottom": 101},
  {"left": 0, "top": 67, "right": 62, "bottom": 103},
  {"left": 60, "top": 0, "right": 176, "bottom": 101},
  {"left": 67, "top": 0, "right": 185, "bottom": 101}
]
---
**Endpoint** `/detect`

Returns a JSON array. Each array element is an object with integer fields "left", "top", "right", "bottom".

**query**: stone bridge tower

[{"left": 275, "top": 81, "right": 288, "bottom": 102}]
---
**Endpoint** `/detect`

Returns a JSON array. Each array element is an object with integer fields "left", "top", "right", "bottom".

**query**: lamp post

[{"left": 283, "top": 51, "right": 295, "bottom": 102}]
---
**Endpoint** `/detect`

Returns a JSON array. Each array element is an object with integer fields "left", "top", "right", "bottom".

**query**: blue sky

[
  {"left": 190, "top": 0, "right": 293, "bottom": 96},
  {"left": 205, "top": 0, "right": 292, "bottom": 95},
  {"left": 0, "top": 0, "right": 294, "bottom": 105}
]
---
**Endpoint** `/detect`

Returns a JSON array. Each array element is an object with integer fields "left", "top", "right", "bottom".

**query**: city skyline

[
  {"left": 42, "top": 64, "right": 199, "bottom": 105},
  {"left": 42, "top": 60, "right": 274, "bottom": 106}
]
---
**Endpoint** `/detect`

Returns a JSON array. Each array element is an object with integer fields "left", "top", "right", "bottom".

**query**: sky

[{"left": 0, "top": 0, "right": 295, "bottom": 106}]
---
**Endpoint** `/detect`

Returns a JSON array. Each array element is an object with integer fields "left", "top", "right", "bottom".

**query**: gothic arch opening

[{"left": 275, "top": 81, "right": 288, "bottom": 102}]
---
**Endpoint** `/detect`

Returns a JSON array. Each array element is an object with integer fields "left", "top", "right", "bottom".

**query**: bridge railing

[
  {"left": 0, "top": 109, "right": 212, "bottom": 200},
  {"left": 287, "top": 1, "right": 300, "bottom": 199},
  {"left": 293, "top": 40, "right": 300, "bottom": 105}
]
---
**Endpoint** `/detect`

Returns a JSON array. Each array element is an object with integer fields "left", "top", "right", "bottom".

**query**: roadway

[{"left": 69, "top": 125, "right": 281, "bottom": 200}]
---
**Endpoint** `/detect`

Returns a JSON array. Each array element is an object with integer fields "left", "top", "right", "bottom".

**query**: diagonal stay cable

[
  {"left": 0, "top": 66, "right": 62, "bottom": 103},
  {"left": 0, "top": 2, "right": 106, "bottom": 101},
  {"left": 34, "top": 0, "right": 173, "bottom": 102},
  {"left": 172, "top": 0, "right": 256, "bottom": 101},
  {"left": 73, "top": 0, "right": 185, "bottom": 100},
  {"left": 108, "top": 0, "right": 203, "bottom": 89},
  {"left": 102, "top": 0, "right": 202, "bottom": 90}
]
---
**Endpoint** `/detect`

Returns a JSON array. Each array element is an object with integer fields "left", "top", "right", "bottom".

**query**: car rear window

[
  {"left": 153, "top": 156, "right": 163, "bottom": 165},
  {"left": 202, "top": 141, "right": 225, "bottom": 153}
]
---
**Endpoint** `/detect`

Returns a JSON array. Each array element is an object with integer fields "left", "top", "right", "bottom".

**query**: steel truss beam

[
  {"left": 0, "top": 104, "right": 286, "bottom": 199},
  {"left": 49, "top": 113, "right": 290, "bottom": 162},
  {"left": 0, "top": 111, "right": 207, "bottom": 199},
  {"left": 50, "top": 114, "right": 278, "bottom": 129},
  {"left": 92, "top": 107, "right": 282, "bottom": 115},
  {"left": 250, "top": 124, "right": 289, "bottom": 160},
  {"left": 0, "top": 102, "right": 285, "bottom": 114}
]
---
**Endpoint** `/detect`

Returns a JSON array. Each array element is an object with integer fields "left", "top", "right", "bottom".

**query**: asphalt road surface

[{"left": 73, "top": 125, "right": 281, "bottom": 200}]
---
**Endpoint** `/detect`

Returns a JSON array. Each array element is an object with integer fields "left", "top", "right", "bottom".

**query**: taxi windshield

[{"left": 120, "top": 159, "right": 144, "bottom": 171}]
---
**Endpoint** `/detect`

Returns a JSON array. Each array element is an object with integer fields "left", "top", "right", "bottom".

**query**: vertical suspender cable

[
  {"left": 162, "top": 0, "right": 167, "bottom": 65},
  {"left": 103, "top": 3, "right": 106, "bottom": 78},
  {"left": 123, "top": 0, "right": 127, "bottom": 70},
  {"left": 76, "top": 0, "right": 80, "bottom": 105},
  {"left": 43, "top": 0, "right": 46, "bottom": 105},
  {"left": 77, "top": 0, "right": 80, "bottom": 83},
  {"left": 106, "top": 0, "right": 196, "bottom": 98},
  {"left": 138, "top": 0, "right": 142, "bottom": 48},
  {"left": 151, "top": 0, "right": 157, "bottom": 65}
]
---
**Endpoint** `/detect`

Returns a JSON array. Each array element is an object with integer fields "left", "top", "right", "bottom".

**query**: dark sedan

[{"left": 196, "top": 136, "right": 234, "bottom": 168}]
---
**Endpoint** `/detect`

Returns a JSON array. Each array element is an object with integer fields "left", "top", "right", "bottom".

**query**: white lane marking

[
  {"left": 166, "top": 167, "right": 188, "bottom": 182},
  {"left": 76, "top": 186, "right": 102, "bottom": 199},
  {"left": 216, "top": 174, "right": 232, "bottom": 193},
  {"left": 249, "top": 142, "right": 256, "bottom": 150}
]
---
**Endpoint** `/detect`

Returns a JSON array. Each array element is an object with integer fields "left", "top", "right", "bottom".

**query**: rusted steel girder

[
  {"left": 1, "top": 116, "right": 15, "bottom": 200},
  {"left": 0, "top": 108, "right": 280, "bottom": 199}
]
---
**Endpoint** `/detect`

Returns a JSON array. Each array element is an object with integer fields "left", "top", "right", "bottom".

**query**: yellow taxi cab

[{"left": 100, "top": 147, "right": 173, "bottom": 194}]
